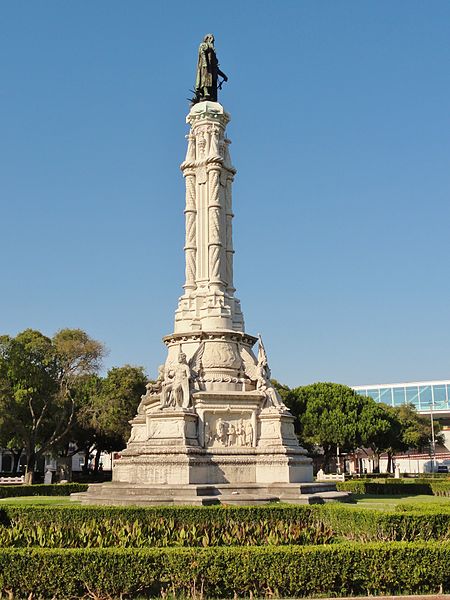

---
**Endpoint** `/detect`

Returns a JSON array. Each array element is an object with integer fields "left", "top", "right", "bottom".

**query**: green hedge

[
  {"left": 336, "top": 479, "right": 450, "bottom": 496},
  {"left": 0, "top": 542, "right": 448, "bottom": 598},
  {"left": 1, "top": 504, "right": 449, "bottom": 547},
  {"left": 396, "top": 502, "right": 450, "bottom": 513},
  {"left": 429, "top": 480, "right": 450, "bottom": 496},
  {"left": 0, "top": 483, "right": 88, "bottom": 499}
]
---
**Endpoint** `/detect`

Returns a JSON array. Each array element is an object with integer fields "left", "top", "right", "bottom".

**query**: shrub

[
  {"left": 396, "top": 502, "right": 450, "bottom": 513},
  {"left": 337, "top": 480, "right": 434, "bottom": 495},
  {"left": 430, "top": 481, "right": 450, "bottom": 497},
  {"left": 337, "top": 478, "right": 450, "bottom": 497},
  {"left": 0, "top": 542, "right": 449, "bottom": 598},
  {"left": 0, "top": 483, "right": 88, "bottom": 499},
  {"left": 0, "top": 504, "right": 449, "bottom": 547}
]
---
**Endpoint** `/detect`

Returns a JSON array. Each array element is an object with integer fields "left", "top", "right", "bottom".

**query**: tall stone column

[
  {"left": 78, "top": 40, "right": 320, "bottom": 507},
  {"left": 207, "top": 133, "right": 225, "bottom": 293},
  {"left": 181, "top": 133, "right": 197, "bottom": 293},
  {"left": 175, "top": 101, "right": 244, "bottom": 333},
  {"left": 223, "top": 138, "right": 235, "bottom": 295}
]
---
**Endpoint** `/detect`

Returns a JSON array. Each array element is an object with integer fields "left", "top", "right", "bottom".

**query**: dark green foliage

[
  {"left": 281, "top": 381, "right": 442, "bottom": 472},
  {"left": 0, "top": 504, "right": 449, "bottom": 547},
  {"left": 79, "top": 365, "right": 148, "bottom": 448},
  {"left": 429, "top": 480, "right": 450, "bottom": 496},
  {"left": 288, "top": 382, "right": 393, "bottom": 467},
  {"left": 0, "top": 542, "right": 449, "bottom": 598},
  {"left": 337, "top": 480, "right": 432, "bottom": 495},
  {"left": 337, "top": 478, "right": 450, "bottom": 496},
  {"left": 0, "top": 329, "right": 105, "bottom": 481},
  {"left": 72, "top": 365, "right": 148, "bottom": 472},
  {"left": 396, "top": 502, "right": 450, "bottom": 513},
  {"left": 0, "top": 483, "right": 88, "bottom": 499},
  {"left": 1, "top": 503, "right": 449, "bottom": 598}
]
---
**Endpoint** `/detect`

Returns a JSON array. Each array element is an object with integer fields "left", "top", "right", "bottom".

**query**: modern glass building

[{"left": 352, "top": 380, "right": 450, "bottom": 415}]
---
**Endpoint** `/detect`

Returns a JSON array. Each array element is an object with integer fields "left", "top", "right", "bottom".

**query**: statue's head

[
  {"left": 178, "top": 351, "right": 187, "bottom": 364},
  {"left": 204, "top": 33, "right": 215, "bottom": 45}
]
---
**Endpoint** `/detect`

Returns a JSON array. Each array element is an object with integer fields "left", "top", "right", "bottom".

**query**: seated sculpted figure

[{"left": 146, "top": 365, "right": 165, "bottom": 395}]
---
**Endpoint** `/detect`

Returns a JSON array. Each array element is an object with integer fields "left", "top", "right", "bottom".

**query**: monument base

[
  {"left": 73, "top": 481, "right": 348, "bottom": 506},
  {"left": 71, "top": 326, "right": 353, "bottom": 505},
  {"left": 74, "top": 442, "right": 349, "bottom": 506},
  {"left": 112, "top": 444, "right": 313, "bottom": 486}
]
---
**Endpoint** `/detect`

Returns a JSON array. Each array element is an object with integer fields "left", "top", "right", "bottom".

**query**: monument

[{"left": 77, "top": 36, "right": 345, "bottom": 505}]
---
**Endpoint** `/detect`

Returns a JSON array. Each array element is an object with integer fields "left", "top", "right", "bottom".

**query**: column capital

[{"left": 187, "top": 101, "right": 230, "bottom": 129}]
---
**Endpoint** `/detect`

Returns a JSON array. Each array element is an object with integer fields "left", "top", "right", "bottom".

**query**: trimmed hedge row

[
  {"left": 429, "top": 480, "right": 450, "bottom": 496},
  {"left": 396, "top": 501, "right": 450, "bottom": 513},
  {"left": 0, "top": 483, "right": 88, "bottom": 499},
  {"left": 1, "top": 504, "right": 449, "bottom": 546},
  {"left": 0, "top": 542, "right": 449, "bottom": 598},
  {"left": 336, "top": 479, "right": 450, "bottom": 496}
]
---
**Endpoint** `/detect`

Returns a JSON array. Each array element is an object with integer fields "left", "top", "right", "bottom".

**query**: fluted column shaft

[
  {"left": 207, "top": 154, "right": 225, "bottom": 291},
  {"left": 181, "top": 133, "right": 197, "bottom": 292},
  {"left": 223, "top": 139, "right": 235, "bottom": 294}
]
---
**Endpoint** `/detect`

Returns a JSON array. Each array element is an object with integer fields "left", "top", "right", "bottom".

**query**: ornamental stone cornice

[
  {"left": 186, "top": 101, "right": 230, "bottom": 128},
  {"left": 163, "top": 330, "right": 257, "bottom": 347}
]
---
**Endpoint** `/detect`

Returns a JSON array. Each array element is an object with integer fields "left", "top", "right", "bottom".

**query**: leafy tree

[
  {"left": 271, "top": 379, "right": 291, "bottom": 404},
  {"left": 56, "top": 373, "right": 103, "bottom": 474},
  {"left": 0, "top": 328, "right": 105, "bottom": 482},
  {"left": 379, "top": 403, "right": 443, "bottom": 472},
  {"left": 76, "top": 365, "right": 147, "bottom": 472},
  {"left": 283, "top": 381, "right": 443, "bottom": 474},
  {"left": 0, "top": 415, "right": 24, "bottom": 474},
  {"left": 290, "top": 382, "right": 389, "bottom": 470}
]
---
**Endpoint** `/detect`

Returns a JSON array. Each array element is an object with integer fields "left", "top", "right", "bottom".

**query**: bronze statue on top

[{"left": 192, "top": 34, "right": 228, "bottom": 104}]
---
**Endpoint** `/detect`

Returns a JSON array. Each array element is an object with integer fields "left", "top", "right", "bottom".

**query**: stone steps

[{"left": 72, "top": 481, "right": 349, "bottom": 506}]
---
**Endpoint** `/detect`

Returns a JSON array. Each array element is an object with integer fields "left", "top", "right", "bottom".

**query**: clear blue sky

[{"left": 1, "top": 1, "right": 449, "bottom": 387}]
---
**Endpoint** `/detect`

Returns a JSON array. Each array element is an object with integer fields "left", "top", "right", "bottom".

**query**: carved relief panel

[
  {"left": 202, "top": 340, "right": 241, "bottom": 370},
  {"left": 128, "top": 424, "right": 148, "bottom": 443},
  {"left": 203, "top": 414, "right": 254, "bottom": 448}
]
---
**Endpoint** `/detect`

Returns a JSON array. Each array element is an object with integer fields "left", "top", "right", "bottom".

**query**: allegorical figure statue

[
  {"left": 171, "top": 351, "right": 191, "bottom": 408},
  {"left": 193, "top": 34, "right": 228, "bottom": 104},
  {"left": 240, "top": 336, "right": 287, "bottom": 412}
]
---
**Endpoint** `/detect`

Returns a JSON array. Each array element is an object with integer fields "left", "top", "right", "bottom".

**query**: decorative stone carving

[
  {"left": 183, "top": 133, "right": 196, "bottom": 166},
  {"left": 183, "top": 170, "right": 197, "bottom": 290},
  {"left": 207, "top": 124, "right": 222, "bottom": 161},
  {"left": 202, "top": 341, "right": 240, "bottom": 369},
  {"left": 204, "top": 415, "right": 254, "bottom": 448},
  {"left": 197, "top": 130, "right": 207, "bottom": 159},
  {"left": 146, "top": 365, "right": 165, "bottom": 395},
  {"left": 240, "top": 336, "right": 287, "bottom": 412},
  {"left": 244, "top": 419, "right": 254, "bottom": 446},
  {"left": 149, "top": 420, "right": 181, "bottom": 439},
  {"left": 128, "top": 425, "right": 147, "bottom": 443},
  {"left": 160, "top": 344, "right": 205, "bottom": 410},
  {"left": 174, "top": 101, "right": 243, "bottom": 334},
  {"left": 134, "top": 366, "right": 164, "bottom": 414}
]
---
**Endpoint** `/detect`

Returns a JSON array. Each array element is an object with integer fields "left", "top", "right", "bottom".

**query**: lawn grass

[
  {"left": 1, "top": 493, "right": 449, "bottom": 510},
  {"left": 350, "top": 494, "right": 450, "bottom": 510},
  {"left": 0, "top": 496, "right": 78, "bottom": 506}
]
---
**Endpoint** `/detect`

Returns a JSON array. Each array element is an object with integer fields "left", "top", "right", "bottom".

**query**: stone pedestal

[{"left": 75, "top": 100, "right": 346, "bottom": 506}]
